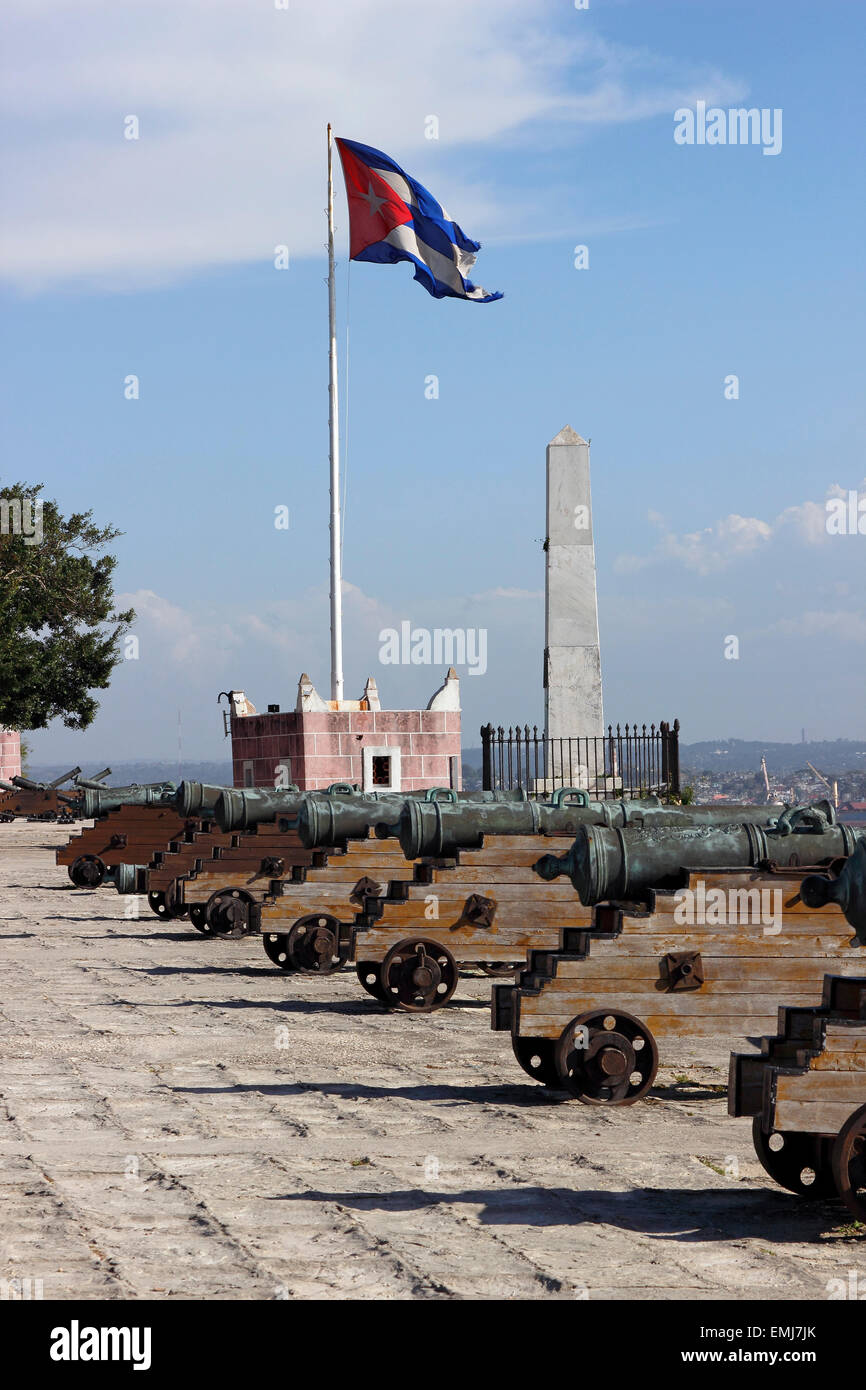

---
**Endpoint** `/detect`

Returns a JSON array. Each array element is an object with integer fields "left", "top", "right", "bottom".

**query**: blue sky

[{"left": 2, "top": 0, "right": 864, "bottom": 760}]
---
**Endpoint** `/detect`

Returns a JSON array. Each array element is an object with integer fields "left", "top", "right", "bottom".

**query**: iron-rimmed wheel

[
  {"left": 831, "top": 1104, "right": 866, "bottom": 1220},
  {"left": 69, "top": 855, "right": 106, "bottom": 888},
  {"left": 204, "top": 888, "right": 255, "bottom": 937},
  {"left": 148, "top": 882, "right": 188, "bottom": 920},
  {"left": 263, "top": 932, "right": 297, "bottom": 971},
  {"left": 147, "top": 890, "right": 170, "bottom": 919},
  {"left": 380, "top": 938, "right": 459, "bottom": 1012},
  {"left": 554, "top": 1009, "right": 658, "bottom": 1105},
  {"left": 512, "top": 1036, "right": 562, "bottom": 1088},
  {"left": 356, "top": 960, "right": 389, "bottom": 1002},
  {"left": 752, "top": 1118, "right": 836, "bottom": 1197},
  {"left": 188, "top": 902, "right": 208, "bottom": 933},
  {"left": 286, "top": 915, "right": 342, "bottom": 974}
]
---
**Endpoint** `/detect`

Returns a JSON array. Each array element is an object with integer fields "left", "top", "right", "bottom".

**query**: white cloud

[
  {"left": 0, "top": 0, "right": 744, "bottom": 290},
  {"left": 615, "top": 482, "right": 866, "bottom": 576}
]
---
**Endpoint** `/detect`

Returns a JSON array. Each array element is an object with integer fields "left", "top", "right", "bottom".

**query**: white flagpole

[{"left": 327, "top": 123, "right": 344, "bottom": 704}]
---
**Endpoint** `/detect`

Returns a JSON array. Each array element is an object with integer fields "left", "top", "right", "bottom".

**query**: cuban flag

[{"left": 335, "top": 137, "right": 502, "bottom": 304}]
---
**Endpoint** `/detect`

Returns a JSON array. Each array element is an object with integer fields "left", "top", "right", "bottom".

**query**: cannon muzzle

[
  {"left": 536, "top": 810, "right": 863, "bottom": 906},
  {"left": 114, "top": 863, "right": 148, "bottom": 895},
  {"left": 801, "top": 839, "right": 866, "bottom": 947},
  {"left": 214, "top": 786, "right": 303, "bottom": 832},
  {"left": 175, "top": 782, "right": 233, "bottom": 819}
]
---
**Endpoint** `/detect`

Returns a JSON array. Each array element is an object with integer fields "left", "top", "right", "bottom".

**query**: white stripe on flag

[{"left": 383, "top": 224, "right": 490, "bottom": 300}]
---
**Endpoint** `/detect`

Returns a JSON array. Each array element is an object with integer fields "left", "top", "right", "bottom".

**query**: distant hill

[
  {"left": 679, "top": 739, "right": 866, "bottom": 776},
  {"left": 25, "top": 761, "right": 233, "bottom": 787},
  {"left": 463, "top": 739, "right": 866, "bottom": 776}
]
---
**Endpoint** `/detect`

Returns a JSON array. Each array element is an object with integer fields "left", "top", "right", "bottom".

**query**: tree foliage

[{"left": 0, "top": 480, "right": 134, "bottom": 731}]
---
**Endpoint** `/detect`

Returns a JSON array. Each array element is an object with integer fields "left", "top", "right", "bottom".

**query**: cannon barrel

[
  {"left": 48, "top": 766, "right": 82, "bottom": 789},
  {"left": 81, "top": 782, "right": 177, "bottom": 819},
  {"left": 385, "top": 792, "right": 650, "bottom": 859},
  {"left": 382, "top": 794, "right": 797, "bottom": 861},
  {"left": 295, "top": 787, "right": 532, "bottom": 847},
  {"left": 11, "top": 775, "right": 41, "bottom": 790},
  {"left": 536, "top": 808, "right": 862, "bottom": 906},
  {"left": 77, "top": 767, "right": 111, "bottom": 786},
  {"left": 0, "top": 779, "right": 17, "bottom": 792},
  {"left": 215, "top": 783, "right": 526, "bottom": 835}
]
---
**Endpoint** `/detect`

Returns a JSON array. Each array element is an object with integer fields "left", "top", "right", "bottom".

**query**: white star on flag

[{"left": 360, "top": 182, "right": 388, "bottom": 219}]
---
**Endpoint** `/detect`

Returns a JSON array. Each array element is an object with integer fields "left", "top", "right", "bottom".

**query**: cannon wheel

[
  {"left": 752, "top": 1118, "right": 836, "bottom": 1198},
  {"left": 263, "top": 932, "right": 297, "bottom": 971},
  {"left": 380, "top": 938, "right": 458, "bottom": 1013},
  {"left": 512, "top": 1037, "right": 562, "bottom": 1088},
  {"left": 148, "top": 883, "right": 188, "bottom": 921},
  {"left": 204, "top": 888, "right": 255, "bottom": 938},
  {"left": 69, "top": 855, "right": 106, "bottom": 889},
  {"left": 554, "top": 1009, "right": 658, "bottom": 1105},
  {"left": 188, "top": 902, "right": 208, "bottom": 934},
  {"left": 286, "top": 915, "right": 342, "bottom": 974},
  {"left": 356, "top": 961, "right": 389, "bottom": 1003},
  {"left": 831, "top": 1104, "right": 866, "bottom": 1221}
]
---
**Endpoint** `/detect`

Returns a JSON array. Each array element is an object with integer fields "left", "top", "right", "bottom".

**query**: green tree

[{"left": 0, "top": 481, "right": 134, "bottom": 731}]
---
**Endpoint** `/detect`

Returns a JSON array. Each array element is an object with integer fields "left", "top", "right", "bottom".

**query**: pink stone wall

[
  {"left": 231, "top": 708, "right": 462, "bottom": 792},
  {"left": 0, "top": 730, "right": 21, "bottom": 782}
]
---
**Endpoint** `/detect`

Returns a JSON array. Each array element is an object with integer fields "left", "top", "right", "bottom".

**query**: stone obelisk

[{"left": 544, "top": 426, "right": 604, "bottom": 755}]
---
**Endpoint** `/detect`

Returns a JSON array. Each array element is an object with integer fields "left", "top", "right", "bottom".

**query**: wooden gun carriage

[
  {"left": 0, "top": 767, "right": 84, "bottom": 823},
  {"left": 255, "top": 830, "right": 595, "bottom": 1004},
  {"left": 57, "top": 800, "right": 188, "bottom": 887},
  {"left": 729, "top": 973, "right": 866, "bottom": 1221},
  {"left": 492, "top": 854, "right": 865, "bottom": 1103}
]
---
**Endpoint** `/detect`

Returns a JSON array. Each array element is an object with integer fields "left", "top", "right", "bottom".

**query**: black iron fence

[{"left": 480, "top": 720, "right": 680, "bottom": 798}]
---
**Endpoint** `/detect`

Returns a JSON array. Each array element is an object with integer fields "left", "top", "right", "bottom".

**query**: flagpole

[{"left": 327, "top": 123, "right": 344, "bottom": 704}]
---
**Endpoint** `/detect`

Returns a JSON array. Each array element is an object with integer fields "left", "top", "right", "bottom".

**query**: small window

[
  {"left": 243, "top": 761, "right": 255, "bottom": 788},
  {"left": 371, "top": 755, "right": 391, "bottom": 787}
]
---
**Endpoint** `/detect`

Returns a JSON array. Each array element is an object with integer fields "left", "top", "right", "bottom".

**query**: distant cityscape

[{"left": 26, "top": 738, "right": 866, "bottom": 821}]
